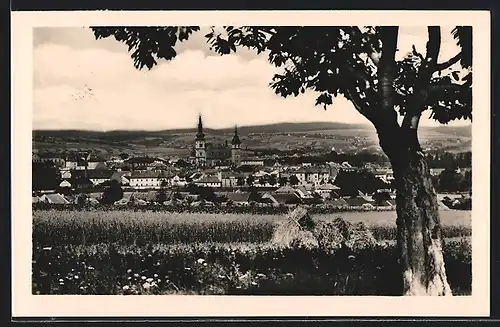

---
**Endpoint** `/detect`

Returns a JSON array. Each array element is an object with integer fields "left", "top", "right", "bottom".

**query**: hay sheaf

[
  {"left": 271, "top": 206, "right": 318, "bottom": 249},
  {"left": 271, "top": 206, "right": 376, "bottom": 252}
]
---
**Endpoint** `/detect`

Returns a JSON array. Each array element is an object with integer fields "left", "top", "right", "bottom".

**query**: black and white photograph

[{"left": 12, "top": 10, "right": 491, "bottom": 317}]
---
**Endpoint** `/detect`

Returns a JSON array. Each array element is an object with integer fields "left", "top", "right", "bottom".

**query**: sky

[{"left": 33, "top": 26, "right": 471, "bottom": 131}]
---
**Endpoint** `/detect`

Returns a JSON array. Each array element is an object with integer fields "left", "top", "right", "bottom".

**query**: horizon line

[{"left": 32, "top": 120, "right": 470, "bottom": 133}]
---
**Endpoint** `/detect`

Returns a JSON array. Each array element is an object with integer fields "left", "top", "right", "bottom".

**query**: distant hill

[
  {"left": 422, "top": 125, "right": 471, "bottom": 138},
  {"left": 32, "top": 122, "right": 365, "bottom": 138},
  {"left": 33, "top": 121, "right": 471, "bottom": 138}
]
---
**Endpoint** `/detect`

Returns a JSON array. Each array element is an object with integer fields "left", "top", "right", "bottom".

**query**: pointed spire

[
  {"left": 231, "top": 124, "right": 241, "bottom": 146},
  {"left": 196, "top": 114, "right": 205, "bottom": 140}
]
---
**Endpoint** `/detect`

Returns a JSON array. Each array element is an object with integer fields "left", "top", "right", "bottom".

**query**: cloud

[{"left": 33, "top": 26, "right": 470, "bottom": 131}]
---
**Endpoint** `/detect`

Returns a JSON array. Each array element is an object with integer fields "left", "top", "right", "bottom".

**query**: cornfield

[{"left": 33, "top": 209, "right": 471, "bottom": 246}]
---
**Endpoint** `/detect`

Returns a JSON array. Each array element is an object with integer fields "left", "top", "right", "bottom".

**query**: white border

[{"left": 12, "top": 10, "right": 491, "bottom": 317}]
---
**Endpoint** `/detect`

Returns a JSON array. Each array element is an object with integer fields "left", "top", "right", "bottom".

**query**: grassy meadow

[{"left": 32, "top": 208, "right": 472, "bottom": 295}]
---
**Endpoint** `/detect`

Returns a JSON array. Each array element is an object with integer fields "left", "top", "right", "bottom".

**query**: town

[{"left": 32, "top": 115, "right": 472, "bottom": 211}]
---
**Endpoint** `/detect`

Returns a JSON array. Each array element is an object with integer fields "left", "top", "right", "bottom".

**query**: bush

[{"left": 32, "top": 239, "right": 471, "bottom": 296}]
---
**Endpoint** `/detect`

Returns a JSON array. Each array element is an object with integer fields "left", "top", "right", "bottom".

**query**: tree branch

[
  {"left": 345, "top": 87, "right": 374, "bottom": 123},
  {"left": 401, "top": 110, "right": 423, "bottom": 130},
  {"left": 428, "top": 78, "right": 472, "bottom": 93},
  {"left": 434, "top": 52, "right": 461, "bottom": 72},
  {"left": 376, "top": 26, "right": 399, "bottom": 124},
  {"left": 412, "top": 45, "right": 425, "bottom": 61},
  {"left": 425, "top": 27, "right": 441, "bottom": 69}
]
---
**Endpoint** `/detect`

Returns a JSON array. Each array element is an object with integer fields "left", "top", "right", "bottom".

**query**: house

[
  {"left": 70, "top": 177, "right": 94, "bottom": 190},
  {"left": 314, "top": 183, "right": 341, "bottom": 198},
  {"left": 325, "top": 198, "right": 349, "bottom": 207},
  {"left": 110, "top": 171, "right": 130, "bottom": 186},
  {"left": 339, "top": 161, "right": 357, "bottom": 172},
  {"left": 384, "top": 199, "right": 397, "bottom": 208},
  {"left": 59, "top": 180, "right": 72, "bottom": 188},
  {"left": 73, "top": 160, "right": 108, "bottom": 171},
  {"left": 239, "top": 159, "right": 265, "bottom": 167},
  {"left": 60, "top": 169, "right": 72, "bottom": 179},
  {"left": 194, "top": 176, "right": 222, "bottom": 188},
  {"left": 86, "top": 169, "right": 115, "bottom": 186},
  {"left": 129, "top": 170, "right": 167, "bottom": 189},
  {"left": 263, "top": 192, "right": 302, "bottom": 205},
  {"left": 290, "top": 166, "right": 330, "bottom": 186},
  {"left": 171, "top": 175, "right": 187, "bottom": 187},
  {"left": 344, "top": 196, "right": 373, "bottom": 207},
  {"left": 33, "top": 153, "right": 66, "bottom": 168},
  {"left": 373, "top": 168, "right": 395, "bottom": 184},
  {"left": 39, "top": 193, "right": 70, "bottom": 205},
  {"left": 218, "top": 172, "right": 246, "bottom": 188},
  {"left": 295, "top": 186, "right": 313, "bottom": 199},
  {"left": 125, "top": 156, "right": 168, "bottom": 171},
  {"left": 275, "top": 185, "right": 297, "bottom": 194},
  {"left": 225, "top": 192, "right": 251, "bottom": 206}
]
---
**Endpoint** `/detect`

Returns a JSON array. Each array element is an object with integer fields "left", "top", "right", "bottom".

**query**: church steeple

[
  {"left": 196, "top": 114, "right": 205, "bottom": 140},
  {"left": 231, "top": 125, "right": 241, "bottom": 146}
]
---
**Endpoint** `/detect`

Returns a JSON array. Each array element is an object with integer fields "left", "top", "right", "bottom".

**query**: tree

[
  {"left": 373, "top": 189, "right": 392, "bottom": 206},
  {"left": 236, "top": 176, "right": 246, "bottom": 187},
  {"left": 335, "top": 170, "right": 389, "bottom": 196},
  {"left": 101, "top": 179, "right": 124, "bottom": 204},
  {"left": 75, "top": 193, "right": 89, "bottom": 205},
  {"left": 91, "top": 25, "right": 472, "bottom": 295},
  {"left": 32, "top": 162, "right": 61, "bottom": 191},
  {"left": 268, "top": 174, "right": 277, "bottom": 186},
  {"left": 156, "top": 180, "right": 169, "bottom": 203},
  {"left": 289, "top": 175, "right": 300, "bottom": 186},
  {"left": 246, "top": 175, "right": 255, "bottom": 187},
  {"left": 119, "top": 152, "right": 130, "bottom": 160},
  {"left": 175, "top": 159, "right": 189, "bottom": 168},
  {"left": 278, "top": 176, "right": 288, "bottom": 186}
]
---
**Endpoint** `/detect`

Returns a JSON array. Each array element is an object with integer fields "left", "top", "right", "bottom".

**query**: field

[{"left": 32, "top": 209, "right": 472, "bottom": 295}]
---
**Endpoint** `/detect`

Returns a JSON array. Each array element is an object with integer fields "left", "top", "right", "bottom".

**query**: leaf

[{"left": 315, "top": 92, "right": 333, "bottom": 110}]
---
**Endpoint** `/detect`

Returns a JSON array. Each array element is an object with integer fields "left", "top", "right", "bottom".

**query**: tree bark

[{"left": 385, "top": 135, "right": 453, "bottom": 296}]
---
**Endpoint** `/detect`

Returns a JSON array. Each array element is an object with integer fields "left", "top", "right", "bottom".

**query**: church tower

[
  {"left": 231, "top": 125, "right": 242, "bottom": 166},
  {"left": 195, "top": 115, "right": 206, "bottom": 166}
]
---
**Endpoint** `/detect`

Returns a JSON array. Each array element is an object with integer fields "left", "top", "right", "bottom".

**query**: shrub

[{"left": 32, "top": 239, "right": 471, "bottom": 296}]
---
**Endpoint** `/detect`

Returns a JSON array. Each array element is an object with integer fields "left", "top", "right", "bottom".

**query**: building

[
  {"left": 194, "top": 175, "right": 222, "bottom": 188},
  {"left": 129, "top": 170, "right": 169, "bottom": 190},
  {"left": 373, "top": 168, "right": 395, "bottom": 184},
  {"left": 193, "top": 115, "right": 244, "bottom": 167},
  {"left": 315, "top": 183, "right": 341, "bottom": 199},
  {"left": 218, "top": 171, "right": 247, "bottom": 188},
  {"left": 290, "top": 166, "right": 331, "bottom": 186},
  {"left": 239, "top": 159, "right": 265, "bottom": 166},
  {"left": 275, "top": 185, "right": 297, "bottom": 194},
  {"left": 262, "top": 192, "right": 302, "bottom": 205},
  {"left": 225, "top": 192, "right": 251, "bottom": 206},
  {"left": 125, "top": 157, "right": 168, "bottom": 171},
  {"left": 33, "top": 152, "right": 66, "bottom": 168},
  {"left": 39, "top": 193, "right": 70, "bottom": 205}
]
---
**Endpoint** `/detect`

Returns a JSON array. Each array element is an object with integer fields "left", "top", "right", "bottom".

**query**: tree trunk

[
  {"left": 374, "top": 119, "right": 452, "bottom": 296},
  {"left": 391, "top": 149, "right": 453, "bottom": 296}
]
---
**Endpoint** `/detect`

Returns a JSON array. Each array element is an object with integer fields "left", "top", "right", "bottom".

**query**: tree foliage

[{"left": 101, "top": 180, "right": 124, "bottom": 204}]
